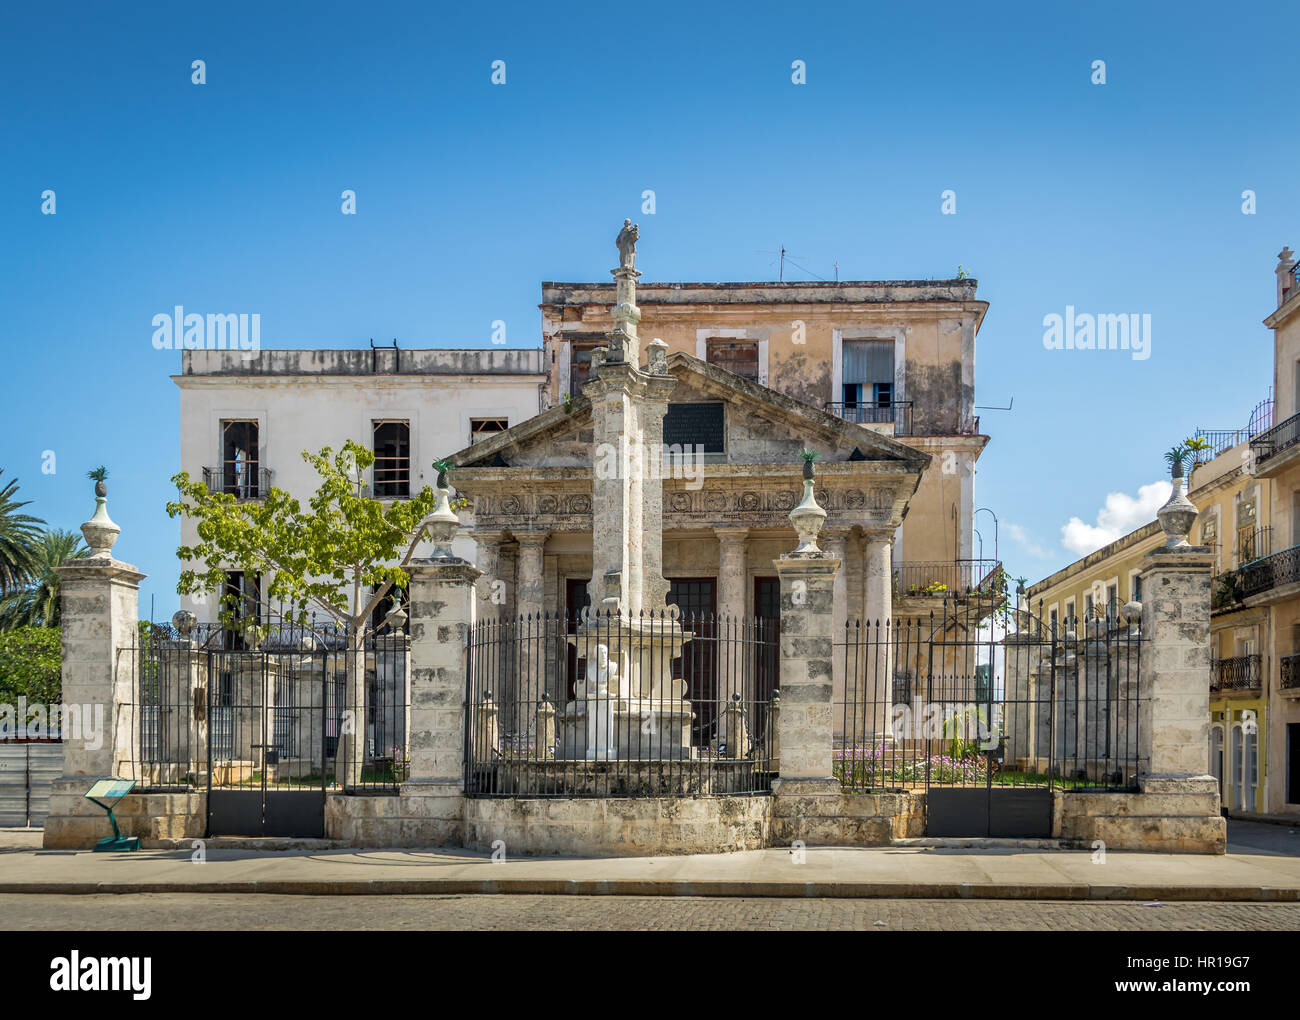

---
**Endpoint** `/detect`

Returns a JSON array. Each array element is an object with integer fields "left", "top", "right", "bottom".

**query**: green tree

[
  {"left": 0, "top": 530, "right": 89, "bottom": 631},
  {"left": 0, "top": 471, "right": 44, "bottom": 596},
  {"left": 166, "top": 440, "right": 440, "bottom": 787},
  {"left": 0, "top": 626, "right": 61, "bottom": 706}
]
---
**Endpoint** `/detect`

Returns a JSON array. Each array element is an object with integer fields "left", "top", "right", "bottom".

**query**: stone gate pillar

[
  {"left": 43, "top": 489, "right": 146, "bottom": 848},
  {"left": 1059, "top": 479, "right": 1225, "bottom": 853},
  {"left": 401, "top": 488, "right": 480, "bottom": 844},
  {"left": 1144, "top": 485, "right": 1222, "bottom": 805},
  {"left": 771, "top": 477, "right": 841, "bottom": 788}
]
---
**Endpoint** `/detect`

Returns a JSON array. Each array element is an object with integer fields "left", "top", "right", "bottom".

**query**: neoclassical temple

[{"left": 450, "top": 346, "right": 929, "bottom": 653}]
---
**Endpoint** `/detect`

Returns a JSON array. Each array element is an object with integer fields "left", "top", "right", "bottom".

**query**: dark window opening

[
  {"left": 570, "top": 341, "right": 605, "bottom": 397},
  {"left": 219, "top": 419, "right": 260, "bottom": 498},
  {"left": 470, "top": 417, "right": 508, "bottom": 444},
  {"left": 373, "top": 420, "right": 411, "bottom": 499}
]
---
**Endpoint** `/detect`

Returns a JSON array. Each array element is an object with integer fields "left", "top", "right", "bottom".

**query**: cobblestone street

[{"left": 5, "top": 893, "right": 1299, "bottom": 930}]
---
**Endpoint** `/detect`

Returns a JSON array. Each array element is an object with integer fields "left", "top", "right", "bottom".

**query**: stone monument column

[
  {"left": 44, "top": 484, "right": 146, "bottom": 848},
  {"left": 566, "top": 221, "right": 690, "bottom": 760}
]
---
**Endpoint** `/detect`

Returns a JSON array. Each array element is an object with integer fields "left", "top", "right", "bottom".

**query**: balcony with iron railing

[
  {"left": 1210, "top": 654, "right": 1262, "bottom": 693},
  {"left": 1237, "top": 525, "right": 1272, "bottom": 564},
  {"left": 202, "top": 464, "right": 272, "bottom": 499},
  {"left": 893, "top": 559, "right": 1002, "bottom": 598},
  {"left": 1249, "top": 411, "right": 1300, "bottom": 470},
  {"left": 825, "top": 400, "right": 913, "bottom": 435},
  {"left": 1215, "top": 544, "right": 1300, "bottom": 609},
  {"left": 1192, "top": 397, "right": 1274, "bottom": 463},
  {"left": 1282, "top": 653, "right": 1300, "bottom": 691}
]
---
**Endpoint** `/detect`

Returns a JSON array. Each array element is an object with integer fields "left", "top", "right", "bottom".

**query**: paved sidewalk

[
  {"left": 0, "top": 821, "right": 1297, "bottom": 901},
  {"left": 3, "top": 820, "right": 1296, "bottom": 902}
]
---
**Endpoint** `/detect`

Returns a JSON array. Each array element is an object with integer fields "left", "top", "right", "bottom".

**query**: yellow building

[
  {"left": 1028, "top": 433, "right": 1273, "bottom": 815},
  {"left": 1224, "top": 246, "right": 1300, "bottom": 818}
]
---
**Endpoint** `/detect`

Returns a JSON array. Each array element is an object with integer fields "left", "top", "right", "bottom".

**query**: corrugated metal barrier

[{"left": 0, "top": 743, "right": 63, "bottom": 826}]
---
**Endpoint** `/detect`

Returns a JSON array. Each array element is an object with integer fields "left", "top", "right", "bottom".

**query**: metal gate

[
  {"left": 128, "top": 619, "right": 410, "bottom": 839},
  {"left": 835, "top": 599, "right": 1144, "bottom": 838},
  {"left": 206, "top": 647, "right": 332, "bottom": 838}
]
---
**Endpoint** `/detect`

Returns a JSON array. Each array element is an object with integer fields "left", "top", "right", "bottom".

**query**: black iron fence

[
  {"left": 833, "top": 606, "right": 1144, "bottom": 794},
  {"left": 464, "top": 610, "right": 779, "bottom": 797},
  {"left": 124, "top": 622, "right": 409, "bottom": 795},
  {"left": 1211, "top": 654, "right": 1262, "bottom": 693}
]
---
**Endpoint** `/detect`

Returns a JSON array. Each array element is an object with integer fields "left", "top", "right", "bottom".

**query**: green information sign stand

[{"left": 84, "top": 779, "right": 140, "bottom": 852}]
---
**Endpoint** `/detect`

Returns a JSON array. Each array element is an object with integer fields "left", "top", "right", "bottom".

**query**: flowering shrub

[{"left": 388, "top": 745, "right": 410, "bottom": 782}]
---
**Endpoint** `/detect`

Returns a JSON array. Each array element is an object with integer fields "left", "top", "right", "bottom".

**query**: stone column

[
  {"left": 821, "top": 528, "right": 849, "bottom": 731},
  {"left": 515, "top": 531, "right": 548, "bottom": 620},
  {"left": 715, "top": 528, "right": 748, "bottom": 704},
  {"left": 471, "top": 529, "right": 507, "bottom": 622},
  {"left": 862, "top": 526, "right": 894, "bottom": 626},
  {"left": 44, "top": 491, "right": 146, "bottom": 848},
  {"left": 403, "top": 495, "right": 480, "bottom": 844},
  {"left": 514, "top": 530, "right": 549, "bottom": 711},
  {"left": 861, "top": 526, "right": 894, "bottom": 740}
]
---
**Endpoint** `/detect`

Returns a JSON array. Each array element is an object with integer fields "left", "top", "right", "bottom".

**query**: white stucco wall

[{"left": 174, "top": 363, "right": 543, "bottom": 622}]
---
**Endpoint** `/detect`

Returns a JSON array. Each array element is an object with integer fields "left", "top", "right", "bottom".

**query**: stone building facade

[{"left": 541, "top": 279, "right": 990, "bottom": 585}]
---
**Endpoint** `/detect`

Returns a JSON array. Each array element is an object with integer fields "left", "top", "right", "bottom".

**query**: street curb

[{"left": 1, "top": 879, "right": 1297, "bottom": 901}]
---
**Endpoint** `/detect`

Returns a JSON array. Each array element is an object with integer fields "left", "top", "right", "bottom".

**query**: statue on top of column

[{"left": 616, "top": 219, "right": 639, "bottom": 270}]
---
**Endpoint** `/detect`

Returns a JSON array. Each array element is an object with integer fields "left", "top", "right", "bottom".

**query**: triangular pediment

[{"left": 448, "top": 351, "right": 929, "bottom": 472}]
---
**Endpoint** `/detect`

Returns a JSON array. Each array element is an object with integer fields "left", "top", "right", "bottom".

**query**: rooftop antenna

[
  {"left": 833, "top": 261, "right": 839, "bottom": 282},
  {"left": 754, "top": 246, "right": 809, "bottom": 283}
]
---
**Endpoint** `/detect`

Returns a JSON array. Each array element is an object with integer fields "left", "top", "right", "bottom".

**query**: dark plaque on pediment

[{"left": 664, "top": 402, "right": 725, "bottom": 453}]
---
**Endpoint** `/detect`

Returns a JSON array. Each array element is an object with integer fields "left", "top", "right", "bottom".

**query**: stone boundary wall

[
  {"left": 1057, "top": 780, "right": 1226, "bottom": 855},
  {"left": 44, "top": 791, "right": 205, "bottom": 848},
  {"left": 324, "top": 789, "right": 925, "bottom": 855}
]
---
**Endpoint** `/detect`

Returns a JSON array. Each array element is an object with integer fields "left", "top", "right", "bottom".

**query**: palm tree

[
  {"left": 0, "top": 530, "right": 89, "bottom": 630},
  {"left": 0, "top": 471, "right": 44, "bottom": 595}
]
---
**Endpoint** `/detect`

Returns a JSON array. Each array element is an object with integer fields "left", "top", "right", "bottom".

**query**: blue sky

[{"left": 0, "top": 0, "right": 1293, "bottom": 613}]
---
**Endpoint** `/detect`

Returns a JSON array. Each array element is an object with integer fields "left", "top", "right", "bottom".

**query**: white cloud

[
  {"left": 1006, "top": 522, "right": 1051, "bottom": 559},
  {"left": 1060, "top": 480, "right": 1171, "bottom": 557}
]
